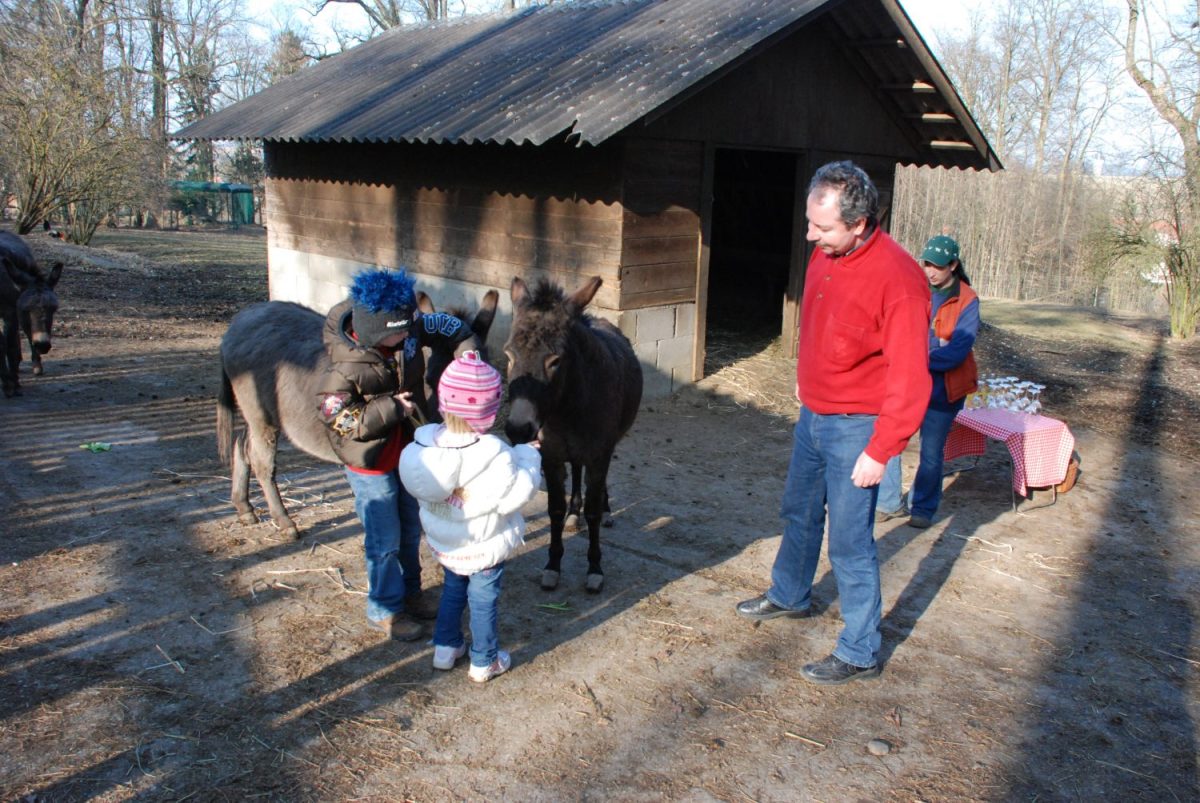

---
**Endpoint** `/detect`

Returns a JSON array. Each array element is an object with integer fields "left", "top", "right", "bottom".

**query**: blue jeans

[
  {"left": 878, "top": 455, "right": 905, "bottom": 514},
  {"left": 433, "top": 563, "right": 505, "bottom": 668},
  {"left": 878, "top": 406, "right": 960, "bottom": 520},
  {"left": 344, "top": 467, "right": 422, "bottom": 623},
  {"left": 768, "top": 408, "right": 881, "bottom": 668}
]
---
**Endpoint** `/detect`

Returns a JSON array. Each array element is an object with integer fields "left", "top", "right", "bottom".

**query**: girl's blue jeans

[
  {"left": 878, "top": 405, "right": 961, "bottom": 520},
  {"left": 433, "top": 563, "right": 505, "bottom": 669},
  {"left": 344, "top": 467, "right": 422, "bottom": 623}
]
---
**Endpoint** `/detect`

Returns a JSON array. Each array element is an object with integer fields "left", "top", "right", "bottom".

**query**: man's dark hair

[{"left": 807, "top": 160, "right": 879, "bottom": 227}]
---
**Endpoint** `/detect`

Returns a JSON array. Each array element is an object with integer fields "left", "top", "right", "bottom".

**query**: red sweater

[{"left": 796, "top": 226, "right": 932, "bottom": 463}]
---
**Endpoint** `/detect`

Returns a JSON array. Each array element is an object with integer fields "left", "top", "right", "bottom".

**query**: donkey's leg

[
  {"left": 2, "top": 323, "right": 20, "bottom": 397},
  {"left": 564, "top": 462, "right": 583, "bottom": 531},
  {"left": 582, "top": 453, "right": 614, "bottom": 593},
  {"left": 28, "top": 338, "right": 43, "bottom": 376},
  {"left": 246, "top": 425, "right": 300, "bottom": 539},
  {"left": 602, "top": 483, "right": 614, "bottom": 528},
  {"left": 230, "top": 431, "right": 258, "bottom": 526},
  {"left": 542, "top": 460, "right": 568, "bottom": 590}
]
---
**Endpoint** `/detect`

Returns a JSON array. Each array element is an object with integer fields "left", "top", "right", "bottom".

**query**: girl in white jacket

[{"left": 399, "top": 352, "right": 541, "bottom": 682}]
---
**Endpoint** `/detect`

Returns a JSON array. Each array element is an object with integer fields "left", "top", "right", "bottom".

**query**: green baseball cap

[{"left": 920, "top": 235, "right": 960, "bottom": 267}]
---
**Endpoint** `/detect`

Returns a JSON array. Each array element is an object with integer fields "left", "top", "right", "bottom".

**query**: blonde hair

[{"left": 442, "top": 410, "right": 486, "bottom": 435}]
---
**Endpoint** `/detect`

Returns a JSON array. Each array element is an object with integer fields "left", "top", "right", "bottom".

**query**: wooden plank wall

[
  {"left": 618, "top": 138, "right": 704, "bottom": 310},
  {"left": 636, "top": 20, "right": 912, "bottom": 158},
  {"left": 265, "top": 139, "right": 627, "bottom": 308}
]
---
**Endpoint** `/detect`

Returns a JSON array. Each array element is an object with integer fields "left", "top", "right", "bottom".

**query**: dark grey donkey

[
  {"left": 0, "top": 231, "right": 63, "bottom": 397},
  {"left": 217, "top": 291, "right": 498, "bottom": 538},
  {"left": 504, "top": 276, "right": 642, "bottom": 592}
]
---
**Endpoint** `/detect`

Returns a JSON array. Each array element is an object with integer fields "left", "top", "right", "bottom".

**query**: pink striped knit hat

[{"left": 438, "top": 351, "right": 502, "bottom": 433}]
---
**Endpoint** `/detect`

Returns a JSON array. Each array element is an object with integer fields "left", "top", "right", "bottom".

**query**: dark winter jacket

[{"left": 317, "top": 298, "right": 476, "bottom": 470}]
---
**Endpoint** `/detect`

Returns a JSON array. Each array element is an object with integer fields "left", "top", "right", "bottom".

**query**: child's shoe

[
  {"left": 432, "top": 643, "right": 468, "bottom": 670},
  {"left": 468, "top": 650, "right": 511, "bottom": 683}
]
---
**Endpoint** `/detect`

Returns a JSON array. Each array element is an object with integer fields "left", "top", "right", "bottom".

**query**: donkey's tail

[{"left": 216, "top": 365, "right": 238, "bottom": 466}]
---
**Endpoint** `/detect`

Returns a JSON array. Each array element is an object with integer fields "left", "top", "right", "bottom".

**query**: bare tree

[
  {"left": 313, "top": 0, "right": 478, "bottom": 32},
  {"left": 317, "top": 0, "right": 417, "bottom": 29},
  {"left": 0, "top": 2, "right": 152, "bottom": 240},
  {"left": 894, "top": 0, "right": 1136, "bottom": 318},
  {"left": 163, "top": 0, "right": 249, "bottom": 183},
  {"left": 1122, "top": 0, "right": 1200, "bottom": 338}
]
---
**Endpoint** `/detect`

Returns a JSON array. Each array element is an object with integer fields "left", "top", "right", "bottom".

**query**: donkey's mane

[{"left": 527, "top": 279, "right": 569, "bottom": 311}]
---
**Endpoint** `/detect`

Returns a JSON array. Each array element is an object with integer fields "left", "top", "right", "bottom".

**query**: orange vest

[{"left": 932, "top": 282, "right": 979, "bottom": 403}]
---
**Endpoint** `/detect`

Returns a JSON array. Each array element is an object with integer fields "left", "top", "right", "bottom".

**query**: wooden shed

[{"left": 176, "top": 0, "right": 998, "bottom": 397}]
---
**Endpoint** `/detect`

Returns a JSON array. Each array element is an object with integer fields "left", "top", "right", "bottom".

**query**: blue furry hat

[{"left": 350, "top": 268, "right": 417, "bottom": 347}]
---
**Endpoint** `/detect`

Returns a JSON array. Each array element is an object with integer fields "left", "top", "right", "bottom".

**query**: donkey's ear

[
  {"left": 568, "top": 276, "right": 602, "bottom": 312},
  {"left": 472, "top": 289, "right": 499, "bottom": 339},
  {"left": 47, "top": 262, "right": 64, "bottom": 288},
  {"left": 511, "top": 276, "right": 528, "bottom": 306},
  {"left": 416, "top": 290, "right": 435, "bottom": 314}
]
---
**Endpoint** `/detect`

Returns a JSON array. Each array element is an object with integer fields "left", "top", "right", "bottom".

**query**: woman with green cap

[{"left": 877, "top": 234, "right": 980, "bottom": 528}]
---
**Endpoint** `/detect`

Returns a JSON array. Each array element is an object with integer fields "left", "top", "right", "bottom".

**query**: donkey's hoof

[
  {"left": 541, "top": 569, "right": 561, "bottom": 590},
  {"left": 236, "top": 511, "right": 259, "bottom": 526},
  {"left": 276, "top": 522, "right": 301, "bottom": 540},
  {"left": 602, "top": 514, "right": 614, "bottom": 528},
  {"left": 564, "top": 513, "right": 580, "bottom": 532},
  {"left": 32, "top": 365, "right": 43, "bottom": 376},
  {"left": 585, "top": 573, "right": 604, "bottom": 593}
]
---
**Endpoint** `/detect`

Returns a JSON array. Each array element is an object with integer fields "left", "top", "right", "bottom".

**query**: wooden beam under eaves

[
  {"left": 907, "top": 112, "right": 957, "bottom": 123},
  {"left": 854, "top": 37, "right": 908, "bottom": 48},
  {"left": 930, "top": 140, "right": 976, "bottom": 150},
  {"left": 882, "top": 81, "right": 936, "bottom": 93}
]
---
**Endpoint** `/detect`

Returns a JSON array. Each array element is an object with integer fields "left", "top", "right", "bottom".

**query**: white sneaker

[
  {"left": 468, "top": 650, "right": 511, "bottom": 683},
  {"left": 432, "top": 643, "right": 467, "bottom": 670}
]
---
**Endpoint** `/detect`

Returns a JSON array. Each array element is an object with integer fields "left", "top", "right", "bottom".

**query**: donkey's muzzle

[
  {"left": 505, "top": 420, "right": 538, "bottom": 445},
  {"left": 504, "top": 396, "right": 540, "bottom": 444}
]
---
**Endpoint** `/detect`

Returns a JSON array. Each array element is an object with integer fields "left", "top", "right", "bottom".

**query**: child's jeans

[
  {"left": 433, "top": 562, "right": 505, "bottom": 668},
  {"left": 344, "top": 467, "right": 422, "bottom": 623}
]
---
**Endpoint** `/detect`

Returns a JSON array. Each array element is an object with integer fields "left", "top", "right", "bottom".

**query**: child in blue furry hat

[{"left": 316, "top": 267, "right": 474, "bottom": 641}]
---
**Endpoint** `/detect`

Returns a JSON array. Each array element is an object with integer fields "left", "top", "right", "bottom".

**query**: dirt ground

[{"left": 2, "top": 227, "right": 1198, "bottom": 802}]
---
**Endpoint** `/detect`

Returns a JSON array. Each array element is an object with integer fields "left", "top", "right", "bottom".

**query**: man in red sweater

[{"left": 736, "top": 161, "right": 931, "bottom": 684}]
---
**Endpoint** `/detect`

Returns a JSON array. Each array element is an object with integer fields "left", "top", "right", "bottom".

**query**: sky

[{"left": 899, "top": 0, "right": 976, "bottom": 40}]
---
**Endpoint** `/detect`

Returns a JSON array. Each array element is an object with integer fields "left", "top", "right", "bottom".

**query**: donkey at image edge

[
  {"left": 0, "top": 231, "right": 64, "bottom": 398},
  {"left": 217, "top": 291, "right": 498, "bottom": 538},
  {"left": 504, "top": 275, "right": 642, "bottom": 592}
]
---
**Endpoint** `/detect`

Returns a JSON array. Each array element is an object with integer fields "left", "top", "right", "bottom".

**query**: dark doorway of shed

[{"left": 705, "top": 148, "right": 796, "bottom": 373}]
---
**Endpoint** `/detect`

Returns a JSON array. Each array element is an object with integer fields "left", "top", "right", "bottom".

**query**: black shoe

[
  {"left": 906, "top": 515, "right": 932, "bottom": 529},
  {"left": 800, "top": 654, "right": 880, "bottom": 685},
  {"left": 735, "top": 594, "right": 810, "bottom": 621}
]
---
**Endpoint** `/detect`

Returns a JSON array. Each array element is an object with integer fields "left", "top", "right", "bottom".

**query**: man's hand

[
  {"left": 393, "top": 390, "right": 416, "bottom": 417},
  {"left": 851, "top": 451, "right": 885, "bottom": 488}
]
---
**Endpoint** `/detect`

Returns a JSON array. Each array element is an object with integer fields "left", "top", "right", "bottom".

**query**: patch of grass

[
  {"left": 87, "top": 227, "right": 267, "bottom": 269},
  {"left": 981, "top": 298, "right": 1159, "bottom": 351}
]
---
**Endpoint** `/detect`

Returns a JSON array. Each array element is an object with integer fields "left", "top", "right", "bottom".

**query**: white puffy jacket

[{"left": 399, "top": 424, "right": 542, "bottom": 575}]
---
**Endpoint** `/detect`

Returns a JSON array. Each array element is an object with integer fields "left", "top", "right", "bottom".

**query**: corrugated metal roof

[{"left": 174, "top": 0, "right": 998, "bottom": 170}]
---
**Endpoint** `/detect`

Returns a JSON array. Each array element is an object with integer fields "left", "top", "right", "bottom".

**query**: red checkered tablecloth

[{"left": 943, "top": 408, "right": 1076, "bottom": 496}]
